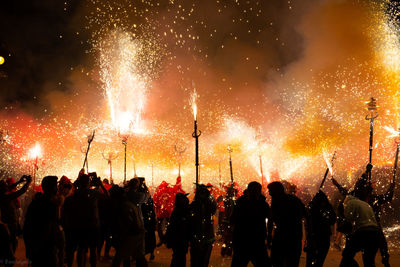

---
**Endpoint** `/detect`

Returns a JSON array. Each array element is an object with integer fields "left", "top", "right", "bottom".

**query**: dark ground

[{"left": 12, "top": 235, "right": 400, "bottom": 266}]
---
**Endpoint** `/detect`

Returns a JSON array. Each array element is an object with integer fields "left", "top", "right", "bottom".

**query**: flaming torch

[
  {"left": 191, "top": 89, "right": 201, "bottom": 186},
  {"left": 82, "top": 131, "right": 95, "bottom": 173},
  {"left": 28, "top": 143, "right": 42, "bottom": 187},
  {"left": 320, "top": 151, "right": 336, "bottom": 189},
  {"left": 174, "top": 143, "right": 186, "bottom": 177},
  {"left": 365, "top": 97, "right": 378, "bottom": 181},
  {"left": 228, "top": 145, "right": 234, "bottom": 183},
  {"left": 102, "top": 150, "right": 118, "bottom": 184}
]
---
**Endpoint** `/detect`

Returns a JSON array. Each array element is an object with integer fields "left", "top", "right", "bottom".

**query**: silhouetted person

[
  {"left": 62, "top": 174, "right": 100, "bottom": 267},
  {"left": 24, "top": 176, "right": 64, "bottom": 267},
  {"left": 220, "top": 183, "right": 237, "bottom": 257},
  {"left": 91, "top": 177, "right": 111, "bottom": 260},
  {"left": 0, "top": 175, "right": 31, "bottom": 256},
  {"left": 0, "top": 215, "right": 14, "bottom": 267},
  {"left": 166, "top": 192, "right": 190, "bottom": 267},
  {"left": 189, "top": 184, "right": 217, "bottom": 267},
  {"left": 231, "top": 181, "right": 271, "bottom": 267},
  {"left": 339, "top": 180, "right": 380, "bottom": 267},
  {"left": 332, "top": 163, "right": 393, "bottom": 267},
  {"left": 306, "top": 190, "right": 336, "bottom": 267},
  {"left": 140, "top": 183, "right": 156, "bottom": 261},
  {"left": 267, "top": 181, "right": 307, "bottom": 267},
  {"left": 109, "top": 185, "right": 147, "bottom": 267}
]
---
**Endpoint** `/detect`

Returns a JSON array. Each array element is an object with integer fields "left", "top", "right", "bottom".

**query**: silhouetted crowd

[{"left": 0, "top": 163, "right": 395, "bottom": 267}]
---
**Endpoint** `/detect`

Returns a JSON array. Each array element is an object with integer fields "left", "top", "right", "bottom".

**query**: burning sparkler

[
  {"left": 365, "top": 97, "right": 378, "bottom": 182},
  {"left": 28, "top": 143, "right": 42, "bottom": 186},
  {"left": 320, "top": 151, "right": 336, "bottom": 189},
  {"left": 191, "top": 88, "right": 201, "bottom": 186}
]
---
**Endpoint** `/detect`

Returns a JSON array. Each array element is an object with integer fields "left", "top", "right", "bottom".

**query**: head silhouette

[
  {"left": 42, "top": 176, "right": 58, "bottom": 196},
  {"left": 267, "top": 181, "right": 285, "bottom": 199},
  {"left": 247, "top": 181, "right": 262, "bottom": 199},
  {"left": 175, "top": 192, "right": 189, "bottom": 209}
]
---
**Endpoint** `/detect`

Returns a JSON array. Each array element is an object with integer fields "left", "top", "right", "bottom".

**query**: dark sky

[
  {"left": 0, "top": 0, "right": 88, "bottom": 109},
  {"left": 0, "top": 0, "right": 306, "bottom": 114}
]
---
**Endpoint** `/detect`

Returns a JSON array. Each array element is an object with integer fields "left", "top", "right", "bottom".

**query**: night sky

[{"left": 1, "top": 0, "right": 400, "bottom": 187}]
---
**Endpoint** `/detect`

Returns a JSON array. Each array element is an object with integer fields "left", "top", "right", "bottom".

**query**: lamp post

[{"left": 365, "top": 97, "right": 378, "bottom": 182}]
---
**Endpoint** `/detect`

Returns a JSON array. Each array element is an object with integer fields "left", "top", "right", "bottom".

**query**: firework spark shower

[{"left": 1, "top": 0, "right": 400, "bottom": 191}]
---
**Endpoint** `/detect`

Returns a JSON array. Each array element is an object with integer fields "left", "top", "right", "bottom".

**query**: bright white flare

[
  {"left": 100, "top": 31, "right": 147, "bottom": 135},
  {"left": 190, "top": 88, "right": 198, "bottom": 120},
  {"left": 322, "top": 150, "right": 334, "bottom": 176},
  {"left": 29, "top": 143, "right": 42, "bottom": 160}
]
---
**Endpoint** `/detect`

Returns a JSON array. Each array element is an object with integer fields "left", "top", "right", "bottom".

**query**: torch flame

[
  {"left": 29, "top": 143, "right": 42, "bottom": 160},
  {"left": 190, "top": 88, "right": 198, "bottom": 120},
  {"left": 323, "top": 150, "right": 334, "bottom": 176}
]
